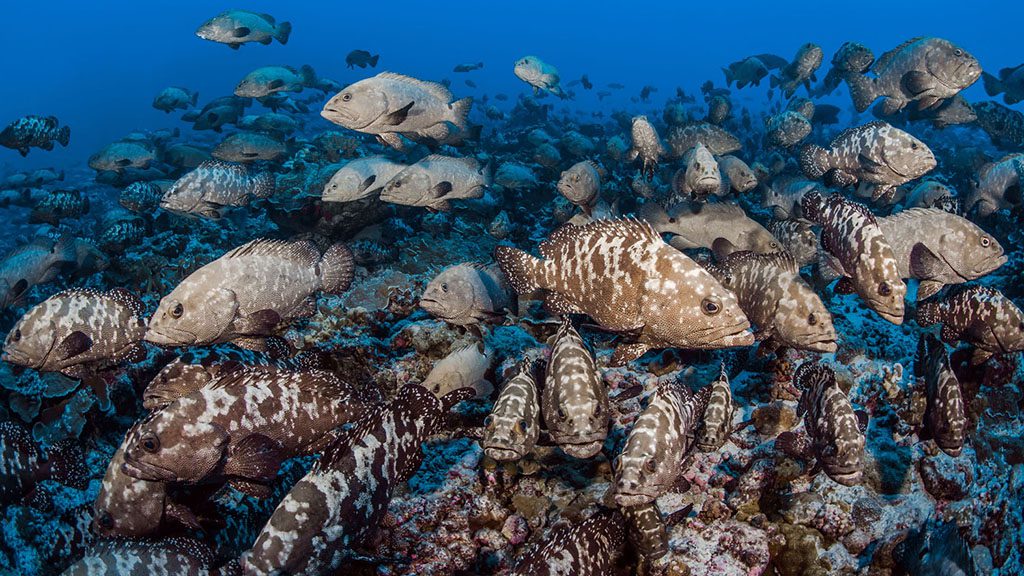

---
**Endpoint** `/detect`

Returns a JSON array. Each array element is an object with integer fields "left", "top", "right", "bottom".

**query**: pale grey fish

[
  {"left": 627, "top": 116, "right": 666, "bottom": 181},
  {"left": 419, "top": 262, "right": 515, "bottom": 326},
  {"left": 379, "top": 154, "right": 490, "bottom": 211},
  {"left": 321, "top": 156, "right": 407, "bottom": 202}
]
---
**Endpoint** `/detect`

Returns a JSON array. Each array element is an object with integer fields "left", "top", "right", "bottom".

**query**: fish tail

[
  {"left": 57, "top": 125, "right": 71, "bottom": 147},
  {"left": 769, "top": 74, "right": 780, "bottom": 89},
  {"left": 450, "top": 97, "right": 473, "bottom": 130},
  {"left": 798, "top": 190, "right": 826, "bottom": 224},
  {"left": 981, "top": 71, "right": 1003, "bottom": 97},
  {"left": 299, "top": 64, "right": 317, "bottom": 87},
  {"left": 275, "top": 21, "right": 292, "bottom": 45},
  {"left": 798, "top": 144, "right": 829, "bottom": 180},
  {"left": 252, "top": 172, "right": 277, "bottom": 199},
  {"left": 191, "top": 91, "right": 199, "bottom": 106},
  {"left": 843, "top": 71, "right": 877, "bottom": 112},
  {"left": 494, "top": 246, "right": 546, "bottom": 294},
  {"left": 320, "top": 243, "right": 355, "bottom": 294},
  {"left": 370, "top": 54, "right": 380, "bottom": 67},
  {"left": 46, "top": 439, "right": 88, "bottom": 489},
  {"left": 722, "top": 67, "right": 734, "bottom": 87},
  {"left": 915, "top": 300, "right": 943, "bottom": 327}
]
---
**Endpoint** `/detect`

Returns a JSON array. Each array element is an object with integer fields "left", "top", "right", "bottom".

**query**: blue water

[{"left": 4, "top": 0, "right": 1021, "bottom": 170}]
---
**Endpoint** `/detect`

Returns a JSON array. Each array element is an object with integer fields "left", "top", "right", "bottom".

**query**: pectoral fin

[
  {"left": 56, "top": 331, "right": 93, "bottom": 361},
  {"left": 383, "top": 102, "right": 414, "bottom": 126}
]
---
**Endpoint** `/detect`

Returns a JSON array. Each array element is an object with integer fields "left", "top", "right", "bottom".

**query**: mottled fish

[
  {"left": 627, "top": 116, "right": 666, "bottom": 181},
  {"left": 915, "top": 333, "right": 967, "bottom": 457},
  {"left": 321, "top": 156, "right": 407, "bottom": 203},
  {"left": 482, "top": 359, "right": 541, "bottom": 462},
  {"left": 511, "top": 509, "right": 626, "bottom": 576},
  {"left": 379, "top": 154, "right": 490, "bottom": 211},
  {"left": 695, "top": 364, "right": 735, "bottom": 451},
  {"left": 793, "top": 362, "right": 865, "bottom": 486},
  {"left": 917, "top": 285, "right": 1024, "bottom": 365},
  {"left": 0, "top": 115, "right": 70, "bottom": 156},
  {"left": 640, "top": 201, "right": 779, "bottom": 255},
  {"left": 543, "top": 318, "right": 608, "bottom": 458},
  {"left": 160, "top": 160, "right": 276, "bottom": 219},
  {"left": 419, "top": 263, "right": 515, "bottom": 326}
]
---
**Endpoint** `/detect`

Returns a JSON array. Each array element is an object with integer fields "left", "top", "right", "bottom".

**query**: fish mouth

[
  {"left": 556, "top": 440, "right": 604, "bottom": 459},
  {"left": 612, "top": 489, "right": 658, "bottom": 508},
  {"left": 965, "top": 254, "right": 1008, "bottom": 279},
  {"left": 868, "top": 301, "right": 905, "bottom": 325},
  {"left": 687, "top": 321, "right": 754, "bottom": 348},
  {"left": 320, "top": 106, "right": 377, "bottom": 130},
  {"left": 483, "top": 445, "right": 524, "bottom": 462},
  {"left": 824, "top": 466, "right": 863, "bottom": 486},
  {"left": 1, "top": 348, "right": 37, "bottom": 369},
  {"left": 144, "top": 325, "right": 196, "bottom": 347},
  {"left": 121, "top": 454, "right": 178, "bottom": 482}
]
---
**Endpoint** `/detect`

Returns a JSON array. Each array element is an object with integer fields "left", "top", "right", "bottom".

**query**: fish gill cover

[{"left": 0, "top": 0, "right": 1022, "bottom": 574}]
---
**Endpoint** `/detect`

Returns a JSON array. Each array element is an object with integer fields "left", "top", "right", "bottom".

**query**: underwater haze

[{"left": 1, "top": 0, "right": 1024, "bottom": 575}]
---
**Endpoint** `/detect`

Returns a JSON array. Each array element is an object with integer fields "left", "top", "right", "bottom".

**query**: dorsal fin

[
  {"left": 224, "top": 238, "right": 320, "bottom": 267},
  {"left": 377, "top": 72, "right": 453, "bottom": 102},
  {"left": 539, "top": 223, "right": 584, "bottom": 259},
  {"left": 872, "top": 37, "right": 925, "bottom": 72}
]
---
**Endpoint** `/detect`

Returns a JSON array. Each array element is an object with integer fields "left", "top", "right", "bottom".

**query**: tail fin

[
  {"left": 799, "top": 144, "right": 830, "bottom": 179},
  {"left": 46, "top": 439, "right": 88, "bottom": 489},
  {"left": 843, "top": 72, "right": 877, "bottom": 112},
  {"left": 915, "top": 300, "right": 943, "bottom": 327},
  {"left": 494, "top": 245, "right": 546, "bottom": 294},
  {"left": 450, "top": 97, "right": 473, "bottom": 130},
  {"left": 481, "top": 159, "right": 493, "bottom": 187},
  {"left": 370, "top": 54, "right": 380, "bottom": 68},
  {"left": 191, "top": 91, "right": 199, "bottom": 106},
  {"left": 320, "top": 243, "right": 355, "bottom": 294},
  {"left": 722, "top": 67, "right": 734, "bottom": 87},
  {"left": 58, "top": 126, "right": 71, "bottom": 147},
  {"left": 252, "top": 172, "right": 276, "bottom": 199},
  {"left": 299, "top": 64, "right": 317, "bottom": 87},
  {"left": 275, "top": 21, "right": 292, "bottom": 45},
  {"left": 981, "top": 71, "right": 1003, "bottom": 97},
  {"left": 769, "top": 75, "right": 780, "bottom": 89},
  {"left": 799, "top": 190, "right": 826, "bottom": 224}
]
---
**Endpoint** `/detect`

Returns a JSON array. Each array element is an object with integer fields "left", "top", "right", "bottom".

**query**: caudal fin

[
  {"left": 799, "top": 190, "right": 827, "bottom": 224},
  {"left": 799, "top": 144, "right": 830, "bottom": 179},
  {"left": 722, "top": 67, "right": 734, "bottom": 87},
  {"left": 843, "top": 72, "right": 877, "bottom": 112},
  {"left": 450, "top": 97, "right": 473, "bottom": 131},
  {"left": 915, "top": 300, "right": 943, "bottom": 327},
  {"left": 494, "top": 245, "right": 547, "bottom": 294},
  {"left": 252, "top": 173, "right": 276, "bottom": 199},
  {"left": 58, "top": 126, "right": 71, "bottom": 147},
  {"left": 981, "top": 71, "right": 1003, "bottom": 97},
  {"left": 320, "top": 243, "right": 355, "bottom": 294},
  {"left": 370, "top": 54, "right": 380, "bottom": 68},
  {"left": 275, "top": 21, "right": 292, "bottom": 45},
  {"left": 299, "top": 64, "right": 317, "bottom": 87},
  {"left": 47, "top": 439, "right": 88, "bottom": 489}
]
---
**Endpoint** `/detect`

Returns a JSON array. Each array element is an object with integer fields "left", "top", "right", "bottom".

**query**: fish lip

[
  {"left": 483, "top": 446, "right": 524, "bottom": 462},
  {"left": 612, "top": 491, "right": 657, "bottom": 507},
  {"left": 121, "top": 454, "right": 178, "bottom": 482},
  {"left": 687, "top": 321, "right": 755, "bottom": 348},
  {"left": 824, "top": 467, "right": 863, "bottom": 486},
  {"left": 800, "top": 338, "right": 838, "bottom": 353},
  {"left": 556, "top": 440, "right": 604, "bottom": 459},
  {"left": 144, "top": 326, "right": 196, "bottom": 347}
]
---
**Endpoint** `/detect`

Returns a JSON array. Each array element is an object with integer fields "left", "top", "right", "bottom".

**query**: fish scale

[
  {"left": 802, "top": 191, "right": 906, "bottom": 324},
  {"left": 543, "top": 319, "right": 608, "bottom": 458},
  {"left": 242, "top": 384, "right": 457, "bottom": 575},
  {"left": 483, "top": 360, "right": 540, "bottom": 461},
  {"left": 512, "top": 509, "right": 627, "bottom": 576},
  {"left": 917, "top": 285, "right": 1024, "bottom": 365},
  {"left": 160, "top": 159, "right": 275, "bottom": 219},
  {"left": 61, "top": 537, "right": 215, "bottom": 576},
  {"left": 794, "top": 362, "right": 865, "bottom": 486},
  {"left": 623, "top": 501, "right": 669, "bottom": 573},
  {"left": 613, "top": 382, "right": 710, "bottom": 506},
  {"left": 696, "top": 364, "right": 735, "bottom": 451},
  {"left": 916, "top": 334, "right": 967, "bottom": 457}
]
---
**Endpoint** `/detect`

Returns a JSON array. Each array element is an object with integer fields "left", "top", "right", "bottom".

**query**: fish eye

[
  {"left": 170, "top": 303, "right": 184, "bottom": 318},
  {"left": 911, "top": 142, "right": 918, "bottom": 150},
  {"left": 393, "top": 181, "right": 401, "bottom": 188},
  {"left": 341, "top": 93, "right": 352, "bottom": 102},
  {"left": 645, "top": 458, "right": 657, "bottom": 473},
  {"left": 701, "top": 297, "right": 721, "bottom": 315},
  {"left": 98, "top": 512, "right": 114, "bottom": 529},
  {"left": 557, "top": 408, "right": 566, "bottom": 420},
  {"left": 770, "top": 242, "right": 779, "bottom": 249},
  {"left": 981, "top": 237, "right": 991, "bottom": 247},
  {"left": 518, "top": 418, "right": 528, "bottom": 431},
  {"left": 441, "top": 283, "right": 448, "bottom": 292},
  {"left": 808, "top": 313, "right": 817, "bottom": 326},
  {"left": 878, "top": 282, "right": 892, "bottom": 297},
  {"left": 11, "top": 329, "right": 20, "bottom": 342},
  {"left": 140, "top": 434, "right": 160, "bottom": 453},
  {"left": 484, "top": 415, "right": 493, "bottom": 427},
  {"left": 594, "top": 404, "right": 602, "bottom": 416},
  {"left": 954, "top": 49, "right": 963, "bottom": 57}
]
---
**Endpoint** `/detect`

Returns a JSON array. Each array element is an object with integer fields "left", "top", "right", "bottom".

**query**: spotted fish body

[
  {"left": 709, "top": 251, "right": 837, "bottom": 352},
  {"left": 495, "top": 219, "right": 753, "bottom": 367},
  {"left": 641, "top": 202, "right": 779, "bottom": 255},
  {"left": 30, "top": 188, "right": 90, "bottom": 225},
  {"left": 768, "top": 219, "right": 819, "bottom": 267},
  {"left": 623, "top": 501, "right": 669, "bottom": 574},
  {"left": 422, "top": 344, "right": 494, "bottom": 400},
  {"left": 143, "top": 346, "right": 311, "bottom": 410},
  {"left": 94, "top": 438, "right": 183, "bottom": 538},
  {"left": 159, "top": 160, "right": 276, "bottom": 219},
  {"left": 146, "top": 238, "right": 354, "bottom": 351},
  {"left": 241, "top": 384, "right": 466, "bottom": 575},
  {"left": 627, "top": 116, "right": 666, "bottom": 180},
  {"left": 771, "top": 43, "right": 823, "bottom": 98},
  {"left": 794, "top": 362, "right": 865, "bottom": 486},
  {"left": 122, "top": 369, "right": 365, "bottom": 494},
  {"left": 876, "top": 208, "right": 1006, "bottom": 301},
  {"left": 801, "top": 191, "right": 906, "bottom": 324},
  {"left": 964, "top": 153, "right": 1024, "bottom": 218},
  {"left": 613, "top": 383, "right": 710, "bottom": 506},
  {"left": 917, "top": 286, "right": 1024, "bottom": 365},
  {"left": 815, "top": 41, "right": 874, "bottom": 97},
  {"left": 511, "top": 509, "right": 627, "bottom": 576},
  {"left": 666, "top": 122, "right": 742, "bottom": 158},
  {"left": 557, "top": 160, "right": 602, "bottom": 213},
  {"left": 482, "top": 360, "right": 541, "bottom": 461},
  {"left": 799, "top": 121, "right": 936, "bottom": 202},
  {"left": 61, "top": 537, "right": 215, "bottom": 576},
  {"left": 2, "top": 288, "right": 147, "bottom": 379},
  {"left": 543, "top": 319, "right": 609, "bottom": 458},
  {"left": 719, "top": 155, "right": 758, "bottom": 193},
  {"left": 0, "top": 115, "right": 70, "bottom": 156},
  {"left": 0, "top": 235, "right": 77, "bottom": 309},
  {"left": 696, "top": 364, "right": 735, "bottom": 451},
  {"left": 916, "top": 334, "right": 967, "bottom": 457},
  {"left": 673, "top": 143, "right": 722, "bottom": 200}
]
